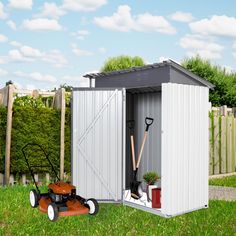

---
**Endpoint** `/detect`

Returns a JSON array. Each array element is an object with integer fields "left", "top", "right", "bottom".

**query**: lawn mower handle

[{"left": 145, "top": 117, "right": 154, "bottom": 131}]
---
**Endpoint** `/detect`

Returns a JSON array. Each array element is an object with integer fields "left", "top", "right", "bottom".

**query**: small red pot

[{"left": 152, "top": 188, "right": 161, "bottom": 208}]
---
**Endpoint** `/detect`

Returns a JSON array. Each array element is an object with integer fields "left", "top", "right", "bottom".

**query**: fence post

[
  {"left": 45, "top": 173, "right": 50, "bottom": 183},
  {"left": 60, "top": 88, "right": 65, "bottom": 180},
  {"left": 22, "top": 174, "right": 26, "bottom": 185},
  {"left": 4, "top": 85, "right": 14, "bottom": 185},
  {"left": 0, "top": 173, "right": 3, "bottom": 185}
]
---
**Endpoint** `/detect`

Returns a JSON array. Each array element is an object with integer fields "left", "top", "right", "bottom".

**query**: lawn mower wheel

[
  {"left": 47, "top": 203, "right": 59, "bottom": 222},
  {"left": 86, "top": 198, "right": 99, "bottom": 215},
  {"left": 29, "top": 189, "right": 39, "bottom": 208}
]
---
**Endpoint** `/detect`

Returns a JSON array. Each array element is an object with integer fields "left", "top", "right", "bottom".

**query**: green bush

[
  {"left": 182, "top": 56, "right": 236, "bottom": 107},
  {"left": 143, "top": 172, "right": 159, "bottom": 185},
  {"left": 0, "top": 103, "right": 71, "bottom": 175},
  {"left": 101, "top": 55, "right": 145, "bottom": 72}
]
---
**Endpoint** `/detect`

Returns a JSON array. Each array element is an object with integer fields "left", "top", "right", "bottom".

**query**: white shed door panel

[
  {"left": 161, "top": 83, "right": 209, "bottom": 216},
  {"left": 72, "top": 89, "right": 124, "bottom": 202}
]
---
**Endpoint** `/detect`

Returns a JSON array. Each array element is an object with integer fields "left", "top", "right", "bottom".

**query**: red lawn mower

[{"left": 22, "top": 143, "right": 99, "bottom": 221}]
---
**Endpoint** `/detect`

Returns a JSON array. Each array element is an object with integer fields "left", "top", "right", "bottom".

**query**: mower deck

[{"left": 39, "top": 196, "right": 89, "bottom": 217}]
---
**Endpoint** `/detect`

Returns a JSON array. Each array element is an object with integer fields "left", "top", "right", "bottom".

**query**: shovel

[{"left": 130, "top": 117, "right": 154, "bottom": 199}]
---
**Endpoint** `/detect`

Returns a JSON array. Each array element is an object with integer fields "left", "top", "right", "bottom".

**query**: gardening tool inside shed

[{"left": 129, "top": 117, "right": 154, "bottom": 199}]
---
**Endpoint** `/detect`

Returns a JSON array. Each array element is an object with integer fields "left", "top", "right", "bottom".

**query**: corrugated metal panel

[
  {"left": 72, "top": 89, "right": 124, "bottom": 202},
  {"left": 161, "top": 83, "right": 209, "bottom": 216},
  {"left": 134, "top": 93, "right": 162, "bottom": 184},
  {"left": 125, "top": 92, "right": 162, "bottom": 188}
]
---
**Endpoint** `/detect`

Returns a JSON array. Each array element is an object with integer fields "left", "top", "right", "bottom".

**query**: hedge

[{"left": 0, "top": 105, "right": 71, "bottom": 175}]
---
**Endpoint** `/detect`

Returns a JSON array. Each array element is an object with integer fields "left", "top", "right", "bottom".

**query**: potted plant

[{"left": 143, "top": 172, "right": 159, "bottom": 202}]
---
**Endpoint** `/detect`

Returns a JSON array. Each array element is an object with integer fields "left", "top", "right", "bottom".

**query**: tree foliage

[
  {"left": 101, "top": 55, "right": 145, "bottom": 72},
  {"left": 182, "top": 56, "right": 236, "bottom": 107}
]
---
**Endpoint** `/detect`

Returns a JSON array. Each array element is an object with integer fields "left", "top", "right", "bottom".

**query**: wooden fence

[
  {"left": 0, "top": 85, "right": 68, "bottom": 185},
  {"left": 209, "top": 106, "right": 236, "bottom": 175}
]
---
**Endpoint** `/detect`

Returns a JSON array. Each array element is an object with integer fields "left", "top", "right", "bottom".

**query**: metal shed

[{"left": 72, "top": 60, "right": 214, "bottom": 217}]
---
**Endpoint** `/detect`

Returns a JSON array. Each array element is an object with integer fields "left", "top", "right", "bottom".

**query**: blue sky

[{"left": 0, "top": 0, "right": 236, "bottom": 90}]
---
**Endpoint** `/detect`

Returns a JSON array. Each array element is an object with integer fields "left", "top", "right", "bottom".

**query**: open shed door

[{"left": 72, "top": 88, "right": 125, "bottom": 202}]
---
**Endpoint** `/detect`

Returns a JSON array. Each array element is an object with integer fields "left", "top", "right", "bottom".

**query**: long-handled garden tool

[{"left": 129, "top": 117, "right": 154, "bottom": 199}]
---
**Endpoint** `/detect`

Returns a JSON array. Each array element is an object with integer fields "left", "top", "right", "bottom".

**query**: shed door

[
  {"left": 72, "top": 88, "right": 125, "bottom": 202},
  {"left": 161, "top": 83, "right": 209, "bottom": 216}
]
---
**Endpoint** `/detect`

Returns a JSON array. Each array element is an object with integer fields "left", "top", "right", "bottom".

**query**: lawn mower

[{"left": 22, "top": 143, "right": 99, "bottom": 221}]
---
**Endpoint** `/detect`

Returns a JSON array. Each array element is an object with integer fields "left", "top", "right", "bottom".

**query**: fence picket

[
  {"left": 214, "top": 112, "right": 220, "bottom": 174},
  {"left": 221, "top": 116, "right": 227, "bottom": 174}
]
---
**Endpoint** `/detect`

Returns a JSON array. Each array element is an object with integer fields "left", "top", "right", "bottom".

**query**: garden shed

[{"left": 71, "top": 60, "right": 214, "bottom": 217}]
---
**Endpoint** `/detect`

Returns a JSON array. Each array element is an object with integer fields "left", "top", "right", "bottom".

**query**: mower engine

[
  {"left": 48, "top": 181, "right": 76, "bottom": 202},
  {"left": 50, "top": 193, "right": 63, "bottom": 202}
]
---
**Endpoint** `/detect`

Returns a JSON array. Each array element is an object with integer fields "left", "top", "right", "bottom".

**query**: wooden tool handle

[
  {"left": 130, "top": 136, "right": 136, "bottom": 171},
  {"left": 136, "top": 132, "right": 148, "bottom": 168}
]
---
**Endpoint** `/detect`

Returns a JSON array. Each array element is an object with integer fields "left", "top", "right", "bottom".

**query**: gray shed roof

[{"left": 84, "top": 60, "right": 215, "bottom": 90}]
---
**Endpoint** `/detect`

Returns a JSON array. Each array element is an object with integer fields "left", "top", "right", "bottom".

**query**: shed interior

[{"left": 125, "top": 86, "right": 162, "bottom": 211}]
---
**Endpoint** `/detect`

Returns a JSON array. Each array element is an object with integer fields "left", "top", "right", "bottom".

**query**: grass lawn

[
  {"left": 1, "top": 186, "right": 236, "bottom": 235},
  {"left": 209, "top": 175, "right": 236, "bottom": 188}
]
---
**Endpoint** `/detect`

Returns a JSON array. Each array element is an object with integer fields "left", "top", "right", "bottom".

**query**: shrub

[{"left": 143, "top": 172, "right": 159, "bottom": 185}]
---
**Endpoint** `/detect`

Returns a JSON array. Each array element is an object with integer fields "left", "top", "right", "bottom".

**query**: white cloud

[
  {"left": 22, "top": 18, "right": 62, "bottom": 31},
  {"left": 233, "top": 52, "right": 236, "bottom": 59},
  {"left": 72, "top": 44, "right": 93, "bottom": 56},
  {"left": 94, "top": 5, "right": 176, "bottom": 34},
  {"left": 98, "top": 47, "right": 107, "bottom": 54},
  {"left": 30, "top": 72, "right": 57, "bottom": 82},
  {"left": 10, "top": 41, "right": 22, "bottom": 47},
  {"left": 71, "top": 30, "right": 90, "bottom": 40},
  {"left": 0, "top": 2, "right": 7, "bottom": 19},
  {"left": 61, "top": 75, "right": 89, "bottom": 87},
  {"left": 171, "top": 11, "right": 194, "bottom": 22},
  {"left": 20, "top": 45, "right": 42, "bottom": 58},
  {"left": 0, "top": 34, "right": 8, "bottom": 43},
  {"left": 0, "top": 56, "right": 8, "bottom": 64},
  {"left": 35, "top": 2, "right": 66, "bottom": 19},
  {"left": 41, "top": 50, "right": 68, "bottom": 68},
  {"left": 14, "top": 71, "right": 57, "bottom": 83},
  {"left": 135, "top": 13, "right": 176, "bottom": 34},
  {"left": 179, "top": 34, "right": 224, "bottom": 59},
  {"left": 8, "top": 49, "right": 32, "bottom": 62},
  {"left": 233, "top": 42, "right": 236, "bottom": 49},
  {"left": 26, "top": 84, "right": 36, "bottom": 90},
  {"left": 62, "top": 0, "right": 107, "bottom": 12},
  {"left": 8, "top": 45, "right": 42, "bottom": 62},
  {"left": 0, "top": 68, "right": 8, "bottom": 76},
  {"left": 7, "top": 44, "right": 68, "bottom": 67},
  {"left": 159, "top": 56, "right": 169, "bottom": 62},
  {"left": 8, "top": 0, "right": 33, "bottom": 10},
  {"left": 190, "top": 15, "right": 236, "bottom": 37},
  {"left": 7, "top": 20, "right": 17, "bottom": 30}
]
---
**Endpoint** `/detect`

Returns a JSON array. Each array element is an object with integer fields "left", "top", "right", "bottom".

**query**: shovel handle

[
  {"left": 136, "top": 117, "right": 154, "bottom": 168},
  {"left": 145, "top": 117, "right": 154, "bottom": 131},
  {"left": 127, "top": 120, "right": 135, "bottom": 135}
]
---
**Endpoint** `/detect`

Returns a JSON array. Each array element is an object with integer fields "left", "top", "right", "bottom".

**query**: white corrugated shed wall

[
  {"left": 72, "top": 89, "right": 123, "bottom": 201},
  {"left": 133, "top": 93, "right": 162, "bottom": 182},
  {"left": 161, "top": 83, "right": 209, "bottom": 216}
]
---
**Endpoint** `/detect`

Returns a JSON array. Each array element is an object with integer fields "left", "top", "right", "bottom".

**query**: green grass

[
  {"left": 1, "top": 186, "right": 236, "bottom": 235},
  {"left": 209, "top": 175, "right": 236, "bottom": 188}
]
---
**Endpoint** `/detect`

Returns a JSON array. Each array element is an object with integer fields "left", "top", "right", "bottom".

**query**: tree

[
  {"left": 182, "top": 56, "right": 236, "bottom": 107},
  {"left": 59, "top": 83, "right": 73, "bottom": 92},
  {"left": 101, "top": 55, "right": 145, "bottom": 72}
]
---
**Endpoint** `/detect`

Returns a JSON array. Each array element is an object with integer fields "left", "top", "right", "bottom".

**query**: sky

[{"left": 0, "top": 0, "right": 236, "bottom": 90}]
